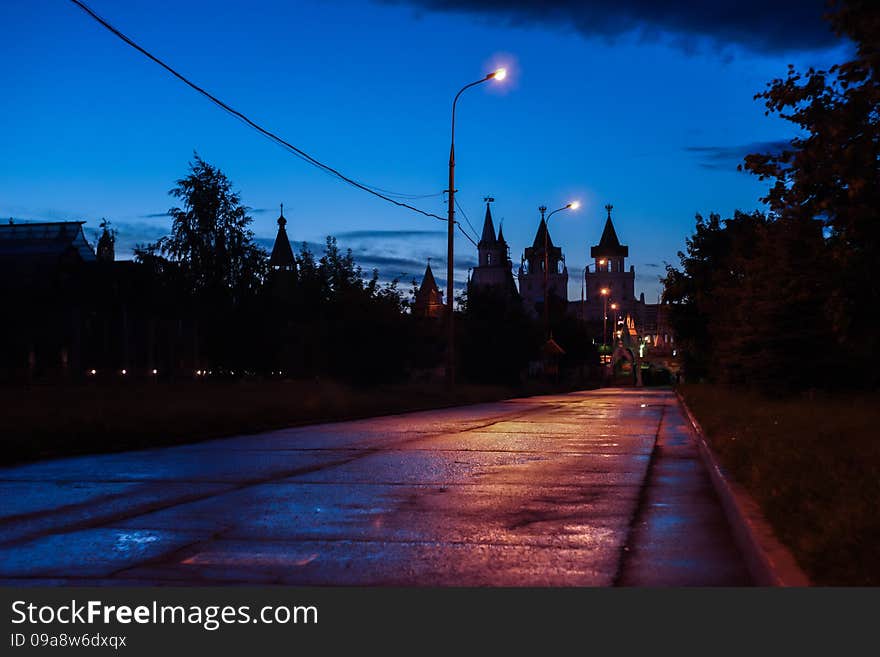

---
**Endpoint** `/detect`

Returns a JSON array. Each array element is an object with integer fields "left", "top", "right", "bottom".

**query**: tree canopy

[
  {"left": 665, "top": 1, "right": 879, "bottom": 389},
  {"left": 136, "top": 153, "right": 266, "bottom": 304},
  {"left": 741, "top": 0, "right": 879, "bottom": 375}
]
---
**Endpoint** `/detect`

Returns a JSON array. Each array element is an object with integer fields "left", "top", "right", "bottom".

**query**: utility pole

[
  {"left": 445, "top": 68, "right": 507, "bottom": 387},
  {"left": 540, "top": 205, "right": 549, "bottom": 339}
]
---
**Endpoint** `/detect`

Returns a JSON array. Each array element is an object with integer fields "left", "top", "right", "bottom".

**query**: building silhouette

[
  {"left": 412, "top": 260, "right": 444, "bottom": 319},
  {"left": 518, "top": 213, "right": 569, "bottom": 316},
  {"left": 267, "top": 204, "right": 297, "bottom": 299},
  {"left": 467, "top": 199, "right": 518, "bottom": 298},
  {"left": 0, "top": 219, "right": 203, "bottom": 382},
  {"left": 268, "top": 203, "right": 296, "bottom": 272},
  {"left": 574, "top": 204, "right": 672, "bottom": 352}
]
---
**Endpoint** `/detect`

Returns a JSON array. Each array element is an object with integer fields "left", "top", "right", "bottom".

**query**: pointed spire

[
  {"left": 277, "top": 203, "right": 287, "bottom": 228},
  {"left": 532, "top": 217, "right": 554, "bottom": 250},
  {"left": 269, "top": 202, "right": 296, "bottom": 270},
  {"left": 591, "top": 202, "right": 628, "bottom": 258},
  {"left": 479, "top": 199, "right": 497, "bottom": 246},
  {"left": 421, "top": 259, "right": 438, "bottom": 292},
  {"left": 414, "top": 258, "right": 444, "bottom": 318}
]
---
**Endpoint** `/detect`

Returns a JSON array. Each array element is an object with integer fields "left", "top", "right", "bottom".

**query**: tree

[
  {"left": 742, "top": 0, "right": 880, "bottom": 379},
  {"left": 264, "top": 237, "right": 413, "bottom": 383},
  {"left": 136, "top": 154, "right": 266, "bottom": 304},
  {"left": 95, "top": 219, "right": 116, "bottom": 263},
  {"left": 135, "top": 154, "right": 267, "bottom": 367},
  {"left": 460, "top": 285, "right": 540, "bottom": 384},
  {"left": 661, "top": 213, "right": 736, "bottom": 380},
  {"left": 662, "top": 211, "right": 834, "bottom": 391}
]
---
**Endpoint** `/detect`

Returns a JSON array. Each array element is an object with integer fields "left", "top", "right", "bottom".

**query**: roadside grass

[
  {"left": 0, "top": 379, "right": 592, "bottom": 467},
  {"left": 679, "top": 383, "right": 880, "bottom": 586}
]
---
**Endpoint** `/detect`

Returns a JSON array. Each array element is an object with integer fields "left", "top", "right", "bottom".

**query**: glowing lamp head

[
  {"left": 569, "top": 201, "right": 581, "bottom": 210},
  {"left": 600, "top": 288, "right": 610, "bottom": 296},
  {"left": 599, "top": 259, "right": 606, "bottom": 265},
  {"left": 491, "top": 67, "right": 507, "bottom": 81},
  {"left": 611, "top": 303, "right": 619, "bottom": 310}
]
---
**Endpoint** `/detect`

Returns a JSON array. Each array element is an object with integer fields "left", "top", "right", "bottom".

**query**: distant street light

[
  {"left": 539, "top": 201, "right": 579, "bottom": 339},
  {"left": 581, "top": 258, "right": 607, "bottom": 320},
  {"left": 610, "top": 302, "right": 619, "bottom": 348},
  {"left": 445, "top": 68, "right": 506, "bottom": 387}
]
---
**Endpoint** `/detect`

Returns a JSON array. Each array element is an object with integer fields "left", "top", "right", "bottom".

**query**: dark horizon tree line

[{"left": 131, "top": 154, "right": 598, "bottom": 385}]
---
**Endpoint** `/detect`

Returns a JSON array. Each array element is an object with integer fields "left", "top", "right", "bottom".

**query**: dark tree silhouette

[
  {"left": 460, "top": 285, "right": 540, "bottom": 384},
  {"left": 742, "top": 0, "right": 880, "bottom": 380},
  {"left": 134, "top": 155, "right": 267, "bottom": 369},
  {"left": 663, "top": 211, "right": 834, "bottom": 391},
  {"left": 136, "top": 153, "right": 266, "bottom": 303}
]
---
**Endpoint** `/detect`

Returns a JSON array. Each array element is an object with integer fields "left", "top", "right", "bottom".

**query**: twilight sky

[{"left": 0, "top": 0, "right": 851, "bottom": 301}]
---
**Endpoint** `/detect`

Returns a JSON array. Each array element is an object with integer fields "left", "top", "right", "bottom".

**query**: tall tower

[
  {"left": 585, "top": 204, "right": 634, "bottom": 305},
  {"left": 267, "top": 204, "right": 297, "bottom": 298},
  {"left": 469, "top": 198, "right": 518, "bottom": 295},
  {"left": 269, "top": 204, "right": 296, "bottom": 272},
  {"left": 413, "top": 259, "right": 444, "bottom": 319},
  {"left": 518, "top": 212, "right": 569, "bottom": 315},
  {"left": 95, "top": 219, "right": 115, "bottom": 263}
]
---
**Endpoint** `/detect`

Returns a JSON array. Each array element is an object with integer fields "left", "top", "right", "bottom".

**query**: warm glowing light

[
  {"left": 89, "top": 369, "right": 96, "bottom": 375},
  {"left": 492, "top": 67, "right": 507, "bottom": 81},
  {"left": 196, "top": 370, "right": 202, "bottom": 376},
  {"left": 121, "top": 369, "right": 127, "bottom": 375},
  {"left": 152, "top": 369, "right": 158, "bottom": 375},
  {"left": 600, "top": 288, "right": 609, "bottom": 296},
  {"left": 569, "top": 201, "right": 581, "bottom": 210},
  {"left": 599, "top": 259, "right": 606, "bottom": 265},
  {"left": 611, "top": 303, "right": 618, "bottom": 310}
]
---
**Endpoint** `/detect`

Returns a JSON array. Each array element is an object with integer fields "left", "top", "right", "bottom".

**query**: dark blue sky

[{"left": 0, "top": 0, "right": 849, "bottom": 300}]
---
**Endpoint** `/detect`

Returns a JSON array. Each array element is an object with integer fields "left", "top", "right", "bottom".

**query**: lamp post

[
  {"left": 609, "top": 302, "right": 619, "bottom": 349},
  {"left": 446, "top": 67, "right": 507, "bottom": 387},
  {"left": 539, "top": 201, "right": 579, "bottom": 339},
  {"left": 600, "top": 287, "right": 610, "bottom": 357}
]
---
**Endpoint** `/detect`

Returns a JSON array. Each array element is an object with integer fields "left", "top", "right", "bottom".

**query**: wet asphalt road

[{"left": 0, "top": 388, "right": 750, "bottom": 585}]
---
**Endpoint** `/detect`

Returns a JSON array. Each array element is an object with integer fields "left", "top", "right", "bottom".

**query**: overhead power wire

[
  {"left": 68, "top": 0, "right": 447, "bottom": 222},
  {"left": 453, "top": 197, "right": 480, "bottom": 243},
  {"left": 456, "top": 223, "right": 477, "bottom": 247}
]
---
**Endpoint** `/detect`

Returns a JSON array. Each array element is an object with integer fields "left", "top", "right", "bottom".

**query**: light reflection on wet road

[{"left": 0, "top": 389, "right": 750, "bottom": 585}]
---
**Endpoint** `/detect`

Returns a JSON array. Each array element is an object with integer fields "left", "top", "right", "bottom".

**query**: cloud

[
  {"left": 255, "top": 233, "right": 476, "bottom": 289},
  {"left": 386, "top": 0, "right": 836, "bottom": 54},
  {"left": 140, "top": 208, "right": 272, "bottom": 219},
  {"left": 334, "top": 229, "right": 446, "bottom": 239},
  {"left": 685, "top": 139, "right": 791, "bottom": 171}
]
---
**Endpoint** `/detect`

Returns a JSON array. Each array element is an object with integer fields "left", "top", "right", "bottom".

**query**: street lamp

[
  {"left": 539, "top": 201, "right": 579, "bottom": 339},
  {"left": 609, "top": 302, "right": 619, "bottom": 350},
  {"left": 445, "top": 67, "right": 506, "bottom": 386},
  {"left": 581, "top": 258, "right": 607, "bottom": 320}
]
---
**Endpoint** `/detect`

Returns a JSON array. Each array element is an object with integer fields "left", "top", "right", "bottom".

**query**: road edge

[{"left": 675, "top": 389, "right": 811, "bottom": 587}]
